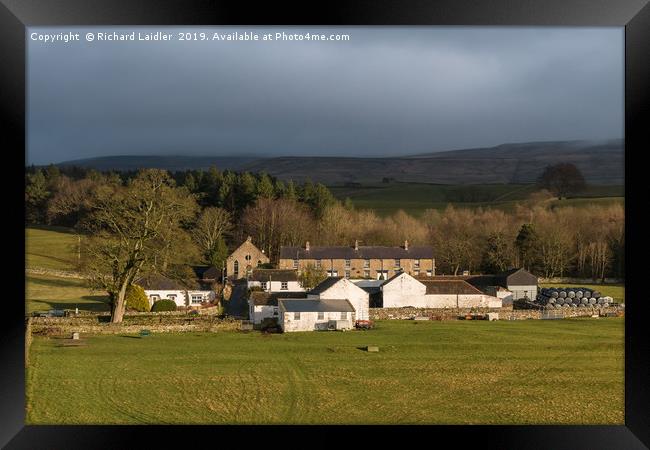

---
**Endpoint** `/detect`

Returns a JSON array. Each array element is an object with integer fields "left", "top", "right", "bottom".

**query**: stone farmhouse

[
  {"left": 380, "top": 272, "right": 502, "bottom": 309},
  {"left": 278, "top": 240, "right": 435, "bottom": 280},
  {"left": 226, "top": 236, "right": 269, "bottom": 280},
  {"left": 246, "top": 269, "right": 305, "bottom": 292}
]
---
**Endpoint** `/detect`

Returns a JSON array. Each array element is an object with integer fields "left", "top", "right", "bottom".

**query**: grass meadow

[
  {"left": 26, "top": 319, "right": 624, "bottom": 425},
  {"left": 328, "top": 183, "right": 624, "bottom": 217}
]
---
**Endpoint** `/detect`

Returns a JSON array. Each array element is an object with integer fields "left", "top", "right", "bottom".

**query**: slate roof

[
  {"left": 309, "top": 276, "right": 344, "bottom": 295},
  {"left": 279, "top": 245, "right": 434, "bottom": 260},
  {"left": 250, "top": 269, "right": 299, "bottom": 282},
  {"left": 278, "top": 298, "right": 355, "bottom": 313},
  {"left": 420, "top": 279, "right": 484, "bottom": 295},
  {"left": 135, "top": 274, "right": 208, "bottom": 291},
  {"left": 249, "top": 291, "right": 308, "bottom": 306}
]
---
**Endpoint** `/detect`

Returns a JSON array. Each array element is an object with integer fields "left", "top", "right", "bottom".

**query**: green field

[
  {"left": 540, "top": 284, "right": 625, "bottom": 304},
  {"left": 26, "top": 273, "right": 109, "bottom": 313},
  {"left": 26, "top": 319, "right": 623, "bottom": 425},
  {"left": 26, "top": 226, "right": 80, "bottom": 271},
  {"left": 328, "top": 183, "right": 624, "bottom": 216}
]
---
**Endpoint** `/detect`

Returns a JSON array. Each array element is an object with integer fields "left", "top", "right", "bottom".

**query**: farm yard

[
  {"left": 539, "top": 283, "right": 625, "bottom": 305},
  {"left": 26, "top": 319, "right": 623, "bottom": 425}
]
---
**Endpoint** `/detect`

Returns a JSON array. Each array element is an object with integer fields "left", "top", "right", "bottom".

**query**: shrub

[
  {"left": 125, "top": 285, "right": 150, "bottom": 312},
  {"left": 151, "top": 299, "right": 177, "bottom": 312}
]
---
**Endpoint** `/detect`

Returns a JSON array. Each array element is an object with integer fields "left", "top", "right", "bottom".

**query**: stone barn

[
  {"left": 278, "top": 298, "right": 356, "bottom": 332},
  {"left": 381, "top": 272, "right": 501, "bottom": 308}
]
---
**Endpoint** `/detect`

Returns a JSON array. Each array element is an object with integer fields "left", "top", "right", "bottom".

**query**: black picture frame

[{"left": 2, "top": 0, "right": 648, "bottom": 448}]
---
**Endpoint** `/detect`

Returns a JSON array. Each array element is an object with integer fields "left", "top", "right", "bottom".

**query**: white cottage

[
  {"left": 247, "top": 269, "right": 305, "bottom": 293},
  {"left": 248, "top": 291, "right": 307, "bottom": 325},
  {"left": 308, "top": 277, "right": 370, "bottom": 321},
  {"left": 381, "top": 272, "right": 501, "bottom": 308},
  {"left": 135, "top": 268, "right": 216, "bottom": 308},
  {"left": 278, "top": 298, "right": 356, "bottom": 332}
]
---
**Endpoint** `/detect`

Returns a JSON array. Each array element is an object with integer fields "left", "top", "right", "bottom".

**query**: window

[
  {"left": 426, "top": 270, "right": 432, "bottom": 276},
  {"left": 318, "top": 312, "right": 324, "bottom": 320},
  {"left": 257, "top": 260, "right": 262, "bottom": 267},
  {"left": 345, "top": 259, "right": 351, "bottom": 268},
  {"left": 273, "top": 307, "right": 279, "bottom": 316},
  {"left": 261, "top": 281, "right": 267, "bottom": 290},
  {"left": 150, "top": 295, "right": 160, "bottom": 302},
  {"left": 281, "top": 281, "right": 288, "bottom": 290},
  {"left": 340, "top": 312, "right": 347, "bottom": 320},
  {"left": 294, "top": 312, "right": 301, "bottom": 320},
  {"left": 233, "top": 260, "right": 239, "bottom": 277},
  {"left": 395, "top": 259, "right": 401, "bottom": 269},
  {"left": 414, "top": 270, "right": 420, "bottom": 276},
  {"left": 191, "top": 294, "right": 203, "bottom": 304},
  {"left": 345, "top": 270, "right": 350, "bottom": 278},
  {"left": 364, "top": 270, "right": 370, "bottom": 278},
  {"left": 166, "top": 294, "right": 176, "bottom": 300},
  {"left": 316, "top": 259, "right": 321, "bottom": 268},
  {"left": 364, "top": 259, "right": 370, "bottom": 268},
  {"left": 414, "top": 259, "right": 420, "bottom": 269},
  {"left": 293, "top": 259, "right": 299, "bottom": 269},
  {"left": 327, "top": 270, "right": 338, "bottom": 277},
  {"left": 245, "top": 254, "right": 251, "bottom": 261}
]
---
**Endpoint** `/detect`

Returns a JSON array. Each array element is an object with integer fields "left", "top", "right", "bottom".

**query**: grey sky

[{"left": 27, "top": 26, "right": 623, "bottom": 165}]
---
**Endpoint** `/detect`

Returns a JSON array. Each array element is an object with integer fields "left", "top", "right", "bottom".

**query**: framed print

[{"left": 2, "top": 0, "right": 649, "bottom": 448}]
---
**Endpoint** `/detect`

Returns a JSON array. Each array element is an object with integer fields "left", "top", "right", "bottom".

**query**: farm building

[
  {"left": 381, "top": 272, "right": 501, "bottom": 308},
  {"left": 279, "top": 240, "right": 435, "bottom": 280},
  {"left": 226, "top": 236, "right": 270, "bottom": 280},
  {"left": 308, "top": 277, "right": 370, "bottom": 321},
  {"left": 247, "top": 269, "right": 305, "bottom": 292},
  {"left": 248, "top": 291, "right": 308, "bottom": 325},
  {"left": 278, "top": 298, "right": 356, "bottom": 332},
  {"left": 464, "top": 268, "right": 538, "bottom": 301},
  {"left": 135, "top": 267, "right": 216, "bottom": 308}
]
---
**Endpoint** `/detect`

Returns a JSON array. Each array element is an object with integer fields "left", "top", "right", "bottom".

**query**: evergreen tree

[{"left": 515, "top": 223, "right": 539, "bottom": 272}]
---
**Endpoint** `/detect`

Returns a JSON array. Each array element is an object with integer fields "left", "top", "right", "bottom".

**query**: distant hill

[
  {"left": 55, "top": 155, "right": 259, "bottom": 172},
  {"left": 53, "top": 139, "right": 624, "bottom": 185}
]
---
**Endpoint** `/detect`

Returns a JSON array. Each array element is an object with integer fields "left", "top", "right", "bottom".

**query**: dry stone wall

[
  {"left": 369, "top": 305, "right": 624, "bottom": 321},
  {"left": 30, "top": 315, "right": 241, "bottom": 336}
]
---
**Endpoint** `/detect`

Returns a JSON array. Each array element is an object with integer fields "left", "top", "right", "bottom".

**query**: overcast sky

[{"left": 27, "top": 26, "right": 623, "bottom": 165}]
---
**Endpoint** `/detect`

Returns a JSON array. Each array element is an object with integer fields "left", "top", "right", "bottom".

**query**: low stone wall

[
  {"left": 538, "top": 277, "right": 623, "bottom": 284},
  {"left": 26, "top": 267, "right": 85, "bottom": 279},
  {"left": 30, "top": 315, "right": 242, "bottom": 336},
  {"left": 369, "top": 305, "right": 624, "bottom": 321}
]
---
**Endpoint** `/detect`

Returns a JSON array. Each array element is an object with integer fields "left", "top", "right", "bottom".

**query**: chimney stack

[
  {"left": 305, "top": 241, "right": 310, "bottom": 251},
  {"left": 246, "top": 236, "right": 252, "bottom": 242},
  {"left": 354, "top": 239, "right": 359, "bottom": 250},
  {"left": 404, "top": 240, "right": 409, "bottom": 250}
]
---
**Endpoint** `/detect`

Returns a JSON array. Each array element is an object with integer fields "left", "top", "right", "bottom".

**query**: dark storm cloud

[{"left": 27, "top": 26, "right": 623, "bottom": 164}]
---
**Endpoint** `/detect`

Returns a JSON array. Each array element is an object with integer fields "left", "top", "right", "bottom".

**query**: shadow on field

[{"left": 119, "top": 335, "right": 143, "bottom": 339}]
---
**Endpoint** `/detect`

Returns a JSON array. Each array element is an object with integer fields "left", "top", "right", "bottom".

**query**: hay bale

[
  {"left": 550, "top": 291, "right": 559, "bottom": 298},
  {"left": 567, "top": 291, "right": 575, "bottom": 298},
  {"left": 559, "top": 291, "right": 567, "bottom": 298},
  {"left": 575, "top": 291, "right": 583, "bottom": 299},
  {"left": 588, "top": 298, "right": 597, "bottom": 305}
]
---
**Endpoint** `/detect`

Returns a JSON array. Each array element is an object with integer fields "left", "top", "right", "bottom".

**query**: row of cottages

[
  {"left": 135, "top": 266, "right": 218, "bottom": 308},
  {"left": 278, "top": 240, "right": 435, "bottom": 280},
  {"left": 248, "top": 275, "right": 370, "bottom": 332},
  {"left": 380, "top": 272, "right": 502, "bottom": 308}
]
